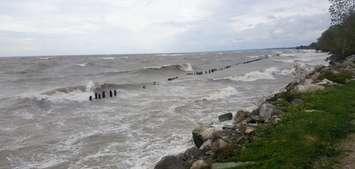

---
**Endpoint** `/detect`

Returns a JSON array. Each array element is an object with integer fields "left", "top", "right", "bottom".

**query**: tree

[
  {"left": 317, "top": 13, "right": 355, "bottom": 62},
  {"left": 329, "top": 0, "right": 355, "bottom": 25}
]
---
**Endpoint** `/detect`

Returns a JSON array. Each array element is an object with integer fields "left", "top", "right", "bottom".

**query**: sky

[{"left": 0, "top": 0, "right": 330, "bottom": 57}]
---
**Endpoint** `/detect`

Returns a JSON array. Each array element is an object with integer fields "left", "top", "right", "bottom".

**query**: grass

[
  {"left": 230, "top": 81, "right": 355, "bottom": 169},
  {"left": 318, "top": 70, "right": 353, "bottom": 84}
]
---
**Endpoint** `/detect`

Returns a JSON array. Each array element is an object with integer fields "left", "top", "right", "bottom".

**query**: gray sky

[{"left": 0, "top": 0, "right": 330, "bottom": 56}]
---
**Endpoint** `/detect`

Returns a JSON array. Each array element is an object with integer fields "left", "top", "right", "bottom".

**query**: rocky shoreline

[{"left": 154, "top": 55, "right": 355, "bottom": 169}]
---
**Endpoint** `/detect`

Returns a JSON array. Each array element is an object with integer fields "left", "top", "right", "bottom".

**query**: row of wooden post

[{"left": 89, "top": 90, "right": 117, "bottom": 101}]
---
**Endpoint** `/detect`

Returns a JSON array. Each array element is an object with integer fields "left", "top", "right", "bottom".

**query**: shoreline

[{"left": 154, "top": 54, "right": 355, "bottom": 169}]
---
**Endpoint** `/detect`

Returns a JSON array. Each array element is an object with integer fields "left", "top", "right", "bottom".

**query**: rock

[
  {"left": 190, "top": 160, "right": 211, "bottom": 169},
  {"left": 290, "top": 98, "right": 304, "bottom": 105},
  {"left": 272, "top": 117, "right": 282, "bottom": 124},
  {"left": 235, "top": 120, "right": 247, "bottom": 133},
  {"left": 249, "top": 114, "right": 263, "bottom": 122},
  {"left": 316, "top": 79, "right": 337, "bottom": 86},
  {"left": 192, "top": 127, "right": 207, "bottom": 148},
  {"left": 244, "top": 127, "right": 256, "bottom": 135},
  {"left": 295, "top": 84, "right": 325, "bottom": 93},
  {"left": 292, "top": 63, "right": 309, "bottom": 82},
  {"left": 154, "top": 156, "right": 185, "bottom": 169},
  {"left": 200, "top": 138, "right": 230, "bottom": 154},
  {"left": 211, "top": 162, "right": 256, "bottom": 169},
  {"left": 177, "top": 147, "right": 204, "bottom": 167},
  {"left": 155, "top": 147, "right": 205, "bottom": 169},
  {"left": 309, "top": 72, "right": 321, "bottom": 81},
  {"left": 218, "top": 113, "right": 233, "bottom": 122},
  {"left": 214, "top": 139, "right": 229, "bottom": 151},
  {"left": 199, "top": 139, "right": 212, "bottom": 151},
  {"left": 192, "top": 126, "right": 219, "bottom": 148},
  {"left": 234, "top": 110, "right": 249, "bottom": 124},
  {"left": 258, "top": 103, "right": 278, "bottom": 122}
]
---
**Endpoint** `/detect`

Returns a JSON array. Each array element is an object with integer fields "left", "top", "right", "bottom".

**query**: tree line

[{"left": 302, "top": 0, "right": 355, "bottom": 63}]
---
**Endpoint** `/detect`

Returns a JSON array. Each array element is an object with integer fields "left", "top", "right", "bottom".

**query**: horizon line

[{"left": 0, "top": 46, "right": 299, "bottom": 58}]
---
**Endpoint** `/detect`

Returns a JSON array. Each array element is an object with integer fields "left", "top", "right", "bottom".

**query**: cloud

[{"left": 0, "top": 0, "right": 330, "bottom": 56}]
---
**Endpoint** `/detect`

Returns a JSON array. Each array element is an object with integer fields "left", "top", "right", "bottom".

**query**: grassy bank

[{"left": 231, "top": 81, "right": 355, "bottom": 169}]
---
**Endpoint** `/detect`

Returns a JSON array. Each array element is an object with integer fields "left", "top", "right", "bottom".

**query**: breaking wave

[
  {"left": 226, "top": 67, "right": 294, "bottom": 82},
  {"left": 205, "top": 86, "right": 238, "bottom": 100},
  {"left": 143, "top": 63, "right": 194, "bottom": 72}
]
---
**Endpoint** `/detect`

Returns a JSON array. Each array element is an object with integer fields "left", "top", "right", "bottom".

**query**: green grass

[
  {"left": 230, "top": 81, "right": 355, "bottom": 169},
  {"left": 318, "top": 70, "right": 353, "bottom": 84}
]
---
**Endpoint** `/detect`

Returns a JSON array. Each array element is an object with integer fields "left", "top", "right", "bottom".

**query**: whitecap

[
  {"left": 76, "top": 63, "right": 87, "bottom": 67},
  {"left": 229, "top": 67, "right": 280, "bottom": 82},
  {"left": 179, "top": 63, "right": 194, "bottom": 72},
  {"left": 39, "top": 89, "right": 91, "bottom": 103},
  {"left": 39, "top": 57, "right": 52, "bottom": 60},
  {"left": 102, "top": 57, "right": 115, "bottom": 60},
  {"left": 205, "top": 86, "right": 238, "bottom": 100}
]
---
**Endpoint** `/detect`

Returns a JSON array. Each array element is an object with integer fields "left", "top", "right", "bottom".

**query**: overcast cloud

[{"left": 0, "top": 0, "right": 330, "bottom": 56}]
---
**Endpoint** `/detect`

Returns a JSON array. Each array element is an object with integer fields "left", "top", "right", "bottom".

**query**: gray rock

[
  {"left": 218, "top": 113, "right": 233, "bottom": 122},
  {"left": 199, "top": 137, "right": 230, "bottom": 154},
  {"left": 234, "top": 111, "right": 249, "bottom": 124},
  {"left": 294, "top": 79, "right": 325, "bottom": 93},
  {"left": 211, "top": 162, "right": 255, "bottom": 169},
  {"left": 244, "top": 127, "right": 256, "bottom": 135},
  {"left": 258, "top": 103, "right": 277, "bottom": 121},
  {"left": 154, "top": 156, "right": 185, "bottom": 169},
  {"left": 190, "top": 160, "right": 211, "bottom": 169},
  {"left": 192, "top": 126, "right": 218, "bottom": 148},
  {"left": 192, "top": 126, "right": 208, "bottom": 148},
  {"left": 290, "top": 98, "right": 304, "bottom": 105},
  {"left": 316, "top": 79, "right": 337, "bottom": 86},
  {"left": 155, "top": 148, "right": 206, "bottom": 169},
  {"left": 177, "top": 147, "right": 204, "bottom": 168}
]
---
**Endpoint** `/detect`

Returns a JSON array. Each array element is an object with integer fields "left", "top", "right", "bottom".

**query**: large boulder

[
  {"left": 155, "top": 147, "right": 204, "bottom": 169},
  {"left": 154, "top": 156, "right": 185, "bottom": 169},
  {"left": 192, "top": 126, "right": 219, "bottom": 148},
  {"left": 177, "top": 147, "right": 204, "bottom": 168}
]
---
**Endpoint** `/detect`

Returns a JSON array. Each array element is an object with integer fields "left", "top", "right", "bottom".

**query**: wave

[
  {"left": 39, "top": 81, "right": 157, "bottom": 102},
  {"left": 225, "top": 67, "right": 294, "bottom": 82},
  {"left": 101, "top": 57, "right": 115, "bottom": 60},
  {"left": 205, "top": 86, "right": 238, "bottom": 100},
  {"left": 143, "top": 63, "right": 194, "bottom": 72},
  {"left": 76, "top": 63, "right": 87, "bottom": 67}
]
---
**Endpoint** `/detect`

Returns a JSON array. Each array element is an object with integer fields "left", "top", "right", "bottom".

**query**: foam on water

[
  {"left": 205, "top": 86, "right": 238, "bottom": 100},
  {"left": 102, "top": 57, "right": 115, "bottom": 60},
  {"left": 76, "top": 63, "right": 87, "bottom": 67},
  {"left": 228, "top": 67, "right": 279, "bottom": 82},
  {"left": 0, "top": 50, "right": 331, "bottom": 169}
]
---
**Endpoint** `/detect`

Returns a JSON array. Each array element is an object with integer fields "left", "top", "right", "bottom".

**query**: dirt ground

[{"left": 339, "top": 127, "right": 355, "bottom": 169}]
